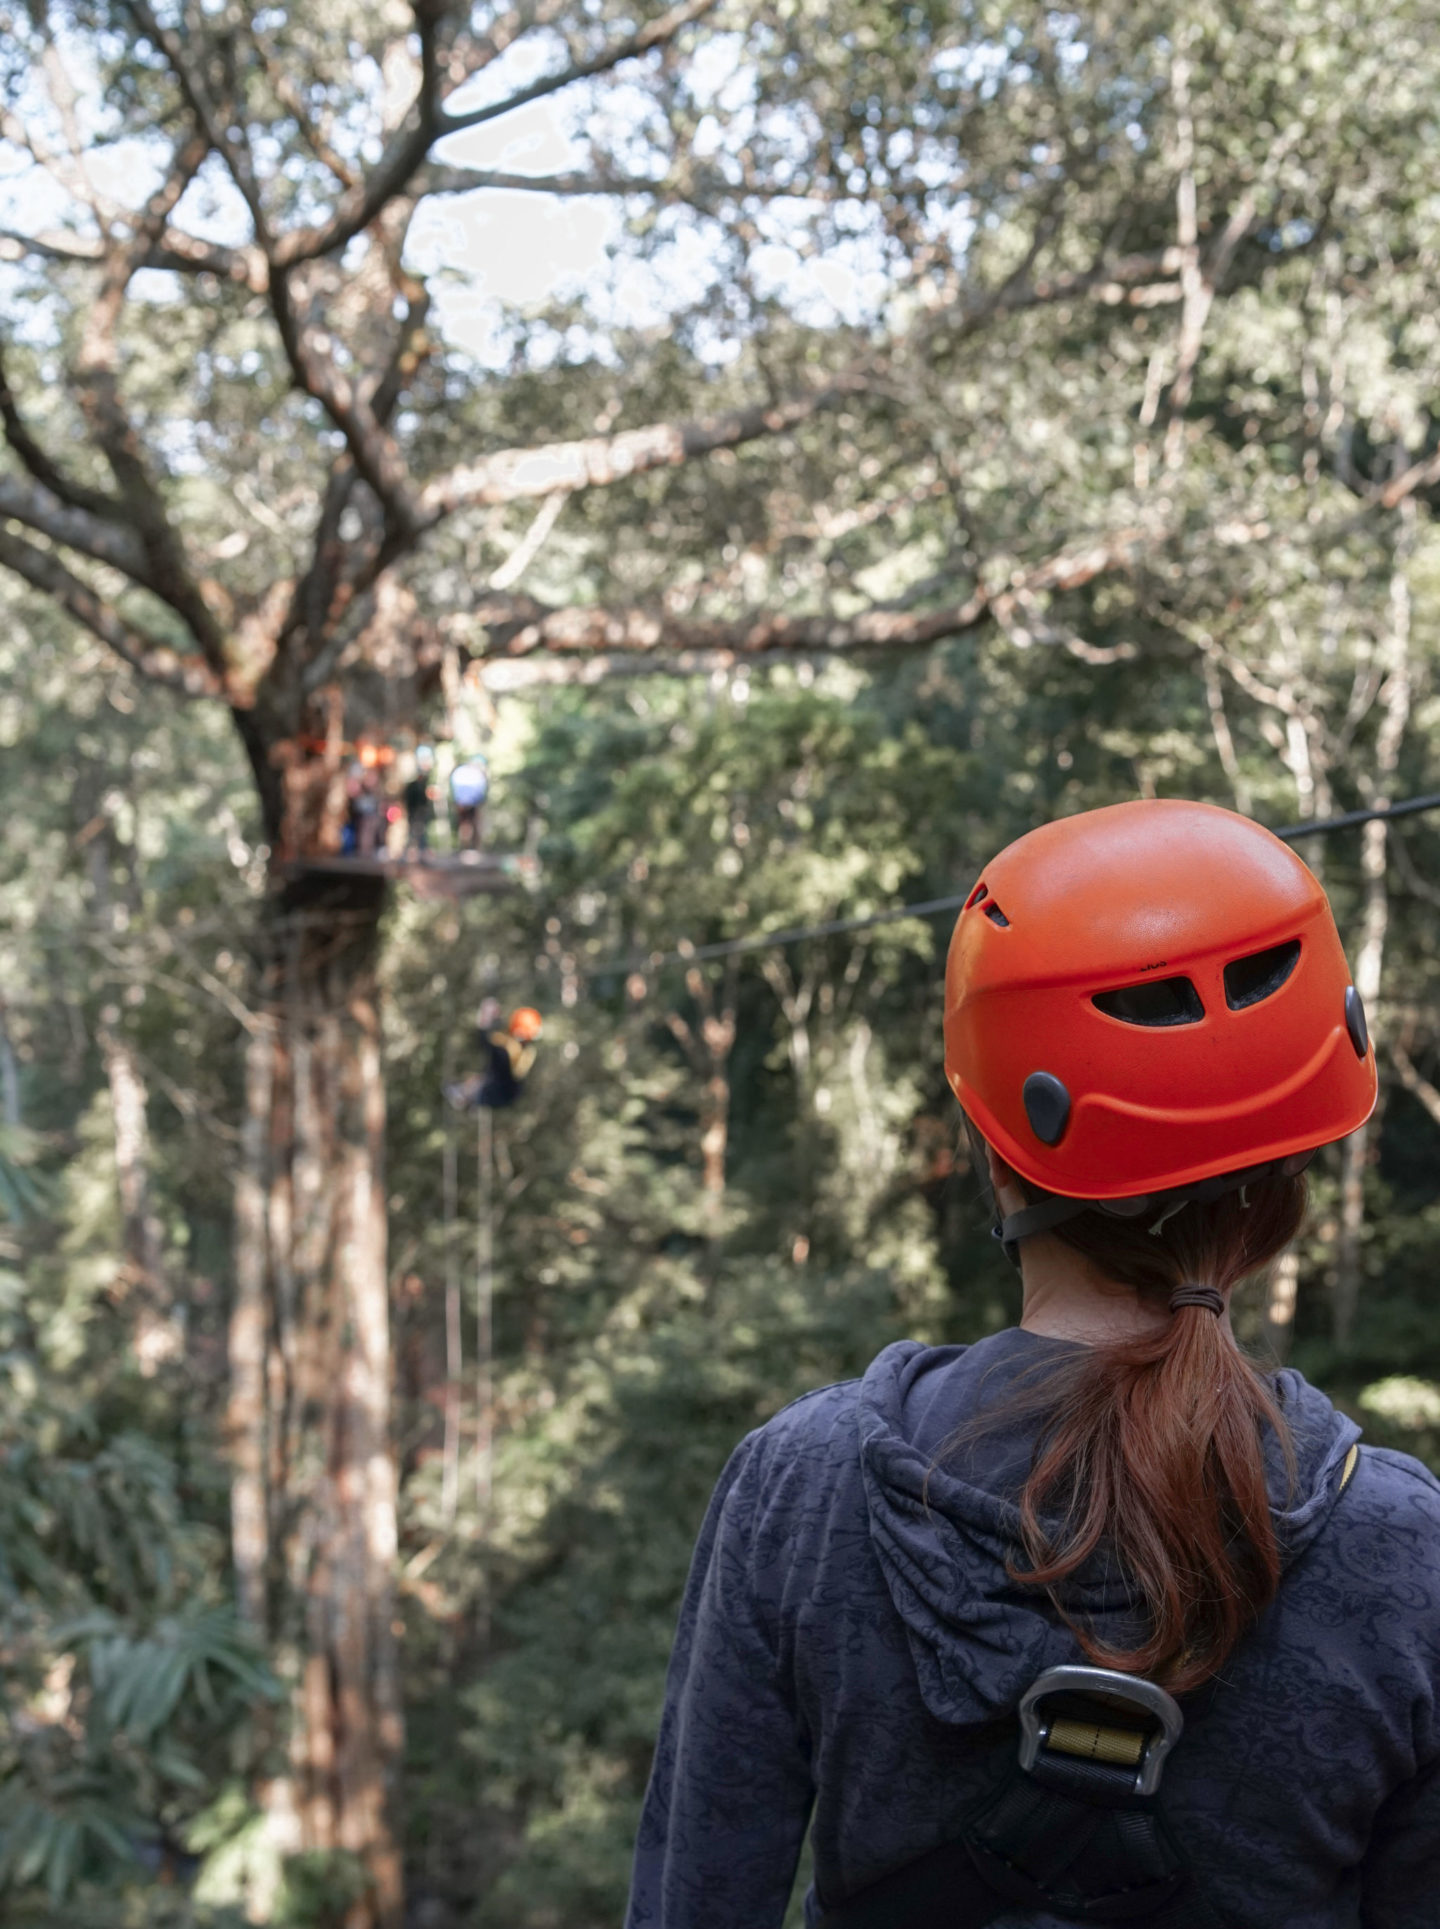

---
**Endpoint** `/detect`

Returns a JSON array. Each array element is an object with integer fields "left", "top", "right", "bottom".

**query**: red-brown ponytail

[{"left": 1005, "top": 1175, "right": 1305, "bottom": 1693}]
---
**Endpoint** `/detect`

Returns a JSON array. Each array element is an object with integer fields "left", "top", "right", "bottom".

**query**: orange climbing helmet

[
  {"left": 508, "top": 1007, "right": 544, "bottom": 1042},
  {"left": 945, "top": 800, "right": 1376, "bottom": 1215}
]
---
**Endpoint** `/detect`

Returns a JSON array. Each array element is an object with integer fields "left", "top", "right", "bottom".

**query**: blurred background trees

[{"left": 4, "top": 0, "right": 1440, "bottom": 1922}]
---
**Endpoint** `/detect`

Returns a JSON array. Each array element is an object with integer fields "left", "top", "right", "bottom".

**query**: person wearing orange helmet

[
  {"left": 627, "top": 800, "right": 1440, "bottom": 1929},
  {"left": 444, "top": 999, "right": 543, "bottom": 1110}
]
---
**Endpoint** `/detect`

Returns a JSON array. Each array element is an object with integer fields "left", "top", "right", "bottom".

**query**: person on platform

[
  {"left": 626, "top": 800, "right": 1439, "bottom": 1929},
  {"left": 403, "top": 745, "right": 437, "bottom": 856},
  {"left": 347, "top": 744, "right": 385, "bottom": 858},
  {"left": 450, "top": 753, "right": 490, "bottom": 851}
]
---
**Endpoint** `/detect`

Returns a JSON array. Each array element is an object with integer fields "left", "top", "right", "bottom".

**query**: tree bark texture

[{"left": 230, "top": 870, "right": 403, "bottom": 1929}]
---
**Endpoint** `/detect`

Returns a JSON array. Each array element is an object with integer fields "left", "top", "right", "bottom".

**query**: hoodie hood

[{"left": 857, "top": 1330, "right": 1359, "bottom": 1729}]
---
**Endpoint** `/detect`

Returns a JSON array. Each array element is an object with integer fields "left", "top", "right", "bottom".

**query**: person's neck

[{"left": 1017, "top": 1233, "right": 1173, "bottom": 1345}]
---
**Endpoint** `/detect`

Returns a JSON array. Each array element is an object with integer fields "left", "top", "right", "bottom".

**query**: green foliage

[
  {"left": 0, "top": 610, "right": 273, "bottom": 1921},
  {"left": 272, "top": 1851, "right": 370, "bottom": 1929},
  {"left": 0, "top": 1125, "right": 48, "bottom": 1226},
  {"left": 1355, "top": 1375, "right": 1440, "bottom": 1474}
]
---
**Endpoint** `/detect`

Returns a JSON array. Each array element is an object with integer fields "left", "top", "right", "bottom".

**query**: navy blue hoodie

[{"left": 626, "top": 1330, "right": 1440, "bottom": 1927}]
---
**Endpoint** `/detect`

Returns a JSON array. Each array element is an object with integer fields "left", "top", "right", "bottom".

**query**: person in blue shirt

[
  {"left": 627, "top": 801, "right": 1440, "bottom": 1929},
  {"left": 449, "top": 753, "right": 489, "bottom": 850}
]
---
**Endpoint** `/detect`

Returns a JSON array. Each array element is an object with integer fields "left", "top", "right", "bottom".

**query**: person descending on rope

[
  {"left": 445, "top": 1000, "right": 543, "bottom": 1111},
  {"left": 450, "top": 752, "right": 490, "bottom": 851},
  {"left": 626, "top": 799, "right": 1440, "bottom": 1929}
]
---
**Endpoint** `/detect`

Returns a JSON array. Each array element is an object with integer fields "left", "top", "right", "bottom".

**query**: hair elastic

[{"left": 1169, "top": 1283, "right": 1225, "bottom": 1316}]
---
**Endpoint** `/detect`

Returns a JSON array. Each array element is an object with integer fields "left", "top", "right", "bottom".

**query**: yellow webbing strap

[
  {"left": 1045, "top": 1718, "right": 1147, "bottom": 1767},
  {"left": 1339, "top": 1443, "right": 1360, "bottom": 1493}
]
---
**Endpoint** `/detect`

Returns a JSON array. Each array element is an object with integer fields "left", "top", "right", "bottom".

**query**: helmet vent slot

[
  {"left": 1093, "top": 977, "right": 1204, "bottom": 1027},
  {"left": 1224, "top": 939, "right": 1300, "bottom": 1010},
  {"left": 985, "top": 903, "right": 1011, "bottom": 928},
  {"left": 965, "top": 881, "right": 989, "bottom": 909}
]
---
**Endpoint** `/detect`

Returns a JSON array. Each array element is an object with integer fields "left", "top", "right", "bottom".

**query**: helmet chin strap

[
  {"left": 992, "top": 1194, "right": 1098, "bottom": 1269},
  {"left": 991, "top": 1151, "right": 1315, "bottom": 1269}
]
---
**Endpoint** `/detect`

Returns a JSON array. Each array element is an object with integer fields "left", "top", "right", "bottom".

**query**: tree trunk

[
  {"left": 231, "top": 869, "right": 404, "bottom": 1929},
  {"left": 1334, "top": 535, "right": 1412, "bottom": 1346},
  {"left": 664, "top": 963, "right": 737, "bottom": 1215},
  {"left": 1263, "top": 1249, "right": 1300, "bottom": 1361},
  {"left": 98, "top": 1014, "right": 180, "bottom": 1373}
]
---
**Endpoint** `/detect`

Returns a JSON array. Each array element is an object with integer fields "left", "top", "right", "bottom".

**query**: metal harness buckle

[{"left": 1017, "top": 1663, "right": 1184, "bottom": 1798}]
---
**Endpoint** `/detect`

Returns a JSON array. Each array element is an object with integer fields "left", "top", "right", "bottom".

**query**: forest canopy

[{"left": 3, "top": 0, "right": 1440, "bottom": 1923}]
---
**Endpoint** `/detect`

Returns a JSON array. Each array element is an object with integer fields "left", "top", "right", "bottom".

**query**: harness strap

[{"left": 814, "top": 1667, "right": 1222, "bottom": 1929}]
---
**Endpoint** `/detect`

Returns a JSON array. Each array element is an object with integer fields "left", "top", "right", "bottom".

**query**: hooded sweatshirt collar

[{"left": 856, "top": 1331, "right": 1359, "bottom": 1729}]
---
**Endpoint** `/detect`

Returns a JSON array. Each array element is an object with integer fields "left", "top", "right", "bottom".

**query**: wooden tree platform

[{"left": 280, "top": 851, "right": 540, "bottom": 901}]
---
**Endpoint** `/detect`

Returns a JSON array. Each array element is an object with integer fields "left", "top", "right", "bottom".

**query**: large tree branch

[
  {"left": 267, "top": 277, "right": 422, "bottom": 532},
  {"left": 73, "top": 135, "right": 233, "bottom": 678},
  {"left": 436, "top": 0, "right": 719, "bottom": 136},
  {"left": 413, "top": 158, "right": 885, "bottom": 214},
  {"left": 143, "top": 228, "right": 270, "bottom": 291},
  {"left": 0, "top": 221, "right": 269, "bottom": 291},
  {"left": 415, "top": 164, "right": 675, "bottom": 198},
  {"left": 462, "top": 525, "right": 1152, "bottom": 659},
  {"left": 287, "top": 282, "right": 436, "bottom": 656},
  {"left": 0, "top": 473, "right": 151, "bottom": 579},
  {"left": 0, "top": 339, "right": 121, "bottom": 520},
  {"left": 0, "top": 526, "right": 220, "bottom": 696},
  {"left": 420, "top": 380, "right": 866, "bottom": 518}
]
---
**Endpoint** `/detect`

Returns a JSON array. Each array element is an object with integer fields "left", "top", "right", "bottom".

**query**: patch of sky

[
  {"left": 512, "top": 318, "right": 621, "bottom": 373},
  {"left": 0, "top": 158, "right": 77, "bottom": 241},
  {"left": 686, "top": 34, "right": 758, "bottom": 114},
  {"left": 412, "top": 65, "right": 628, "bottom": 363},
  {"left": 0, "top": 117, "right": 168, "bottom": 240},
  {"left": 163, "top": 155, "right": 254, "bottom": 247},
  {"left": 0, "top": 271, "right": 64, "bottom": 349},
  {"left": 912, "top": 134, "right": 968, "bottom": 194},
  {"left": 441, "top": 29, "right": 576, "bottom": 122},
  {"left": 931, "top": 39, "right": 1013, "bottom": 99},
  {"left": 128, "top": 268, "right": 185, "bottom": 306},
  {"left": 149, "top": 416, "right": 209, "bottom": 478},
  {"left": 1046, "top": 13, "right": 1089, "bottom": 68},
  {"left": 577, "top": 76, "right": 671, "bottom": 179}
]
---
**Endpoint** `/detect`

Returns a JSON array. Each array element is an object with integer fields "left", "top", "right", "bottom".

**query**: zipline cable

[
  {"left": 440, "top": 1029, "right": 462, "bottom": 1532},
  {"left": 1272, "top": 791, "right": 1440, "bottom": 840},
  {"left": 586, "top": 892, "right": 976, "bottom": 977},
  {"left": 477, "top": 1101, "right": 495, "bottom": 1541},
  {"left": 582, "top": 788, "right": 1440, "bottom": 981}
]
